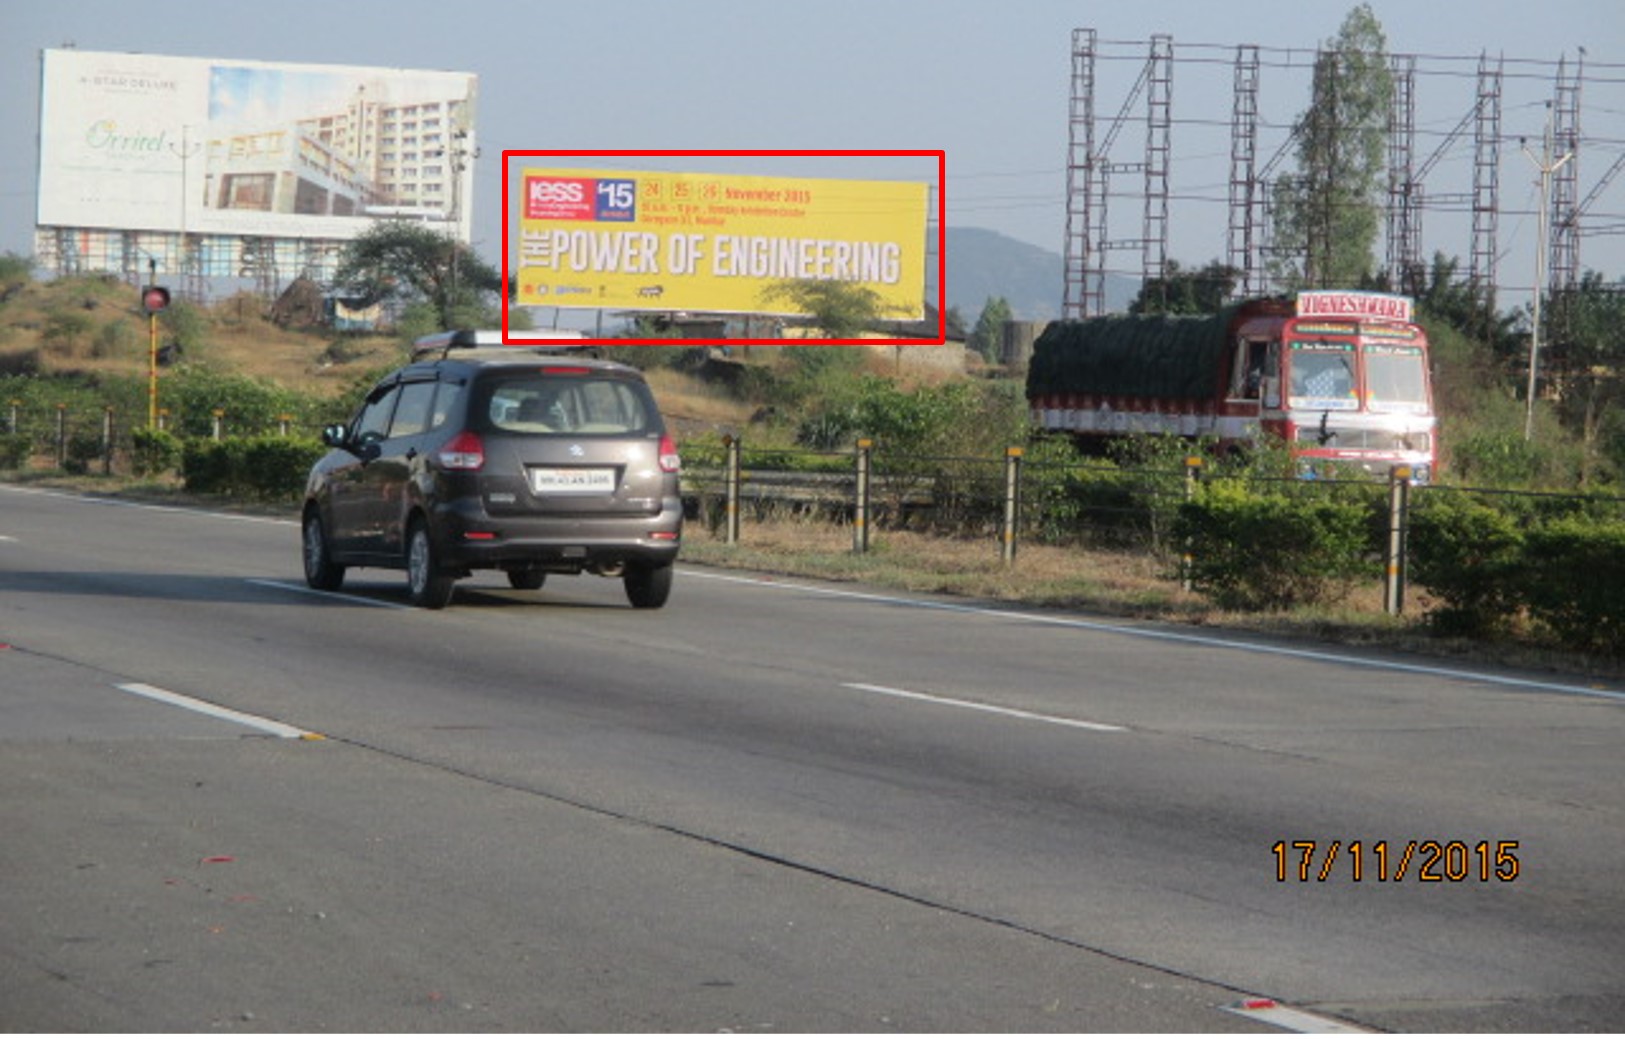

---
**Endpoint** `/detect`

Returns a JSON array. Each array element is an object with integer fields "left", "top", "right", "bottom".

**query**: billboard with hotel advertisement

[
  {"left": 36, "top": 48, "right": 477, "bottom": 247},
  {"left": 516, "top": 168, "right": 930, "bottom": 321}
]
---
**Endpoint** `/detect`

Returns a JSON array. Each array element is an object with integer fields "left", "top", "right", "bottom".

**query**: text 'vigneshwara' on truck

[{"left": 1026, "top": 290, "right": 1437, "bottom": 481}]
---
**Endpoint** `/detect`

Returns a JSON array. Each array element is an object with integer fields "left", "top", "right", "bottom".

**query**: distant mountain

[{"left": 934, "top": 227, "right": 1137, "bottom": 323}]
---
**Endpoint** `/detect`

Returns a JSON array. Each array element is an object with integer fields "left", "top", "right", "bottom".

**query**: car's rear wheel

[
  {"left": 302, "top": 510, "right": 345, "bottom": 591},
  {"left": 406, "top": 520, "right": 455, "bottom": 609},
  {"left": 623, "top": 560, "right": 673, "bottom": 609},
  {"left": 507, "top": 568, "right": 547, "bottom": 591}
]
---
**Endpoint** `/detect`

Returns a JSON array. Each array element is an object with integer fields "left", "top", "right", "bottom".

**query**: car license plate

[{"left": 529, "top": 467, "right": 616, "bottom": 494}]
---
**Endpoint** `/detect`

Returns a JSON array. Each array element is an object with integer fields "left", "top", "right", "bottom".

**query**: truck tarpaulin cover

[{"left": 1025, "top": 309, "right": 1236, "bottom": 402}]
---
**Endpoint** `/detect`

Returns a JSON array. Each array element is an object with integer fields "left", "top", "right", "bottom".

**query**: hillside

[
  {"left": 939, "top": 227, "right": 1138, "bottom": 321},
  {"left": 0, "top": 272, "right": 403, "bottom": 398}
]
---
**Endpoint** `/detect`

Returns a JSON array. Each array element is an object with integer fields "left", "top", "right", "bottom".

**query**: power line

[{"left": 1064, "top": 32, "right": 1623, "bottom": 313}]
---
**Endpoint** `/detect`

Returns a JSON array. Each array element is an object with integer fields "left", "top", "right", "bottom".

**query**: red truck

[{"left": 1026, "top": 290, "right": 1437, "bottom": 481}]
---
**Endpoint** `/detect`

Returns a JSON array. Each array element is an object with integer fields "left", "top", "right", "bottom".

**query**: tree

[
  {"left": 1547, "top": 272, "right": 1625, "bottom": 484},
  {"left": 759, "top": 279, "right": 899, "bottom": 339},
  {"left": 968, "top": 296, "right": 1012, "bottom": 362},
  {"left": 333, "top": 221, "right": 501, "bottom": 329},
  {"left": 1269, "top": 4, "right": 1393, "bottom": 289},
  {"left": 1129, "top": 260, "right": 1241, "bottom": 315},
  {"left": 1411, "top": 253, "right": 1519, "bottom": 359}
]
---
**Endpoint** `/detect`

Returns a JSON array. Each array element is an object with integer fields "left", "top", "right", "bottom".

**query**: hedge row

[
  {"left": 181, "top": 436, "right": 325, "bottom": 501},
  {"left": 1175, "top": 479, "right": 1624, "bottom": 655},
  {"left": 1408, "top": 493, "right": 1625, "bottom": 652},
  {"left": 1174, "top": 480, "right": 1376, "bottom": 611}
]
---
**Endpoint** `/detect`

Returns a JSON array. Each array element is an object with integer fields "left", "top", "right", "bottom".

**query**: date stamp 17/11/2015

[{"left": 1272, "top": 840, "right": 1521, "bottom": 883}]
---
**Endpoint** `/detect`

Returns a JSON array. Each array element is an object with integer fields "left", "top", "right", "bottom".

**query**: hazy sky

[{"left": 5, "top": 0, "right": 1622, "bottom": 303}]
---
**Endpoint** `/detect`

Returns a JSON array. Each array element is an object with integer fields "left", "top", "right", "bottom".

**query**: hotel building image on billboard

[
  {"left": 35, "top": 49, "right": 476, "bottom": 288},
  {"left": 207, "top": 77, "right": 471, "bottom": 221}
]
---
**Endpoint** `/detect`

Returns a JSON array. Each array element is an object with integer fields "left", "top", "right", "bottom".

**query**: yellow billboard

[{"left": 516, "top": 169, "right": 928, "bottom": 319}]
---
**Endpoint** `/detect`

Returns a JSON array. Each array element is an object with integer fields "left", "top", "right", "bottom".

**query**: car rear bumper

[{"left": 430, "top": 497, "right": 683, "bottom": 571}]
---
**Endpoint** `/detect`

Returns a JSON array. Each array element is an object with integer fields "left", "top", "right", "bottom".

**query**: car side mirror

[{"left": 353, "top": 429, "right": 385, "bottom": 462}]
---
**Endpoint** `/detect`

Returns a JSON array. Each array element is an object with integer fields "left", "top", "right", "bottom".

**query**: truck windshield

[
  {"left": 1288, "top": 342, "right": 1358, "bottom": 410},
  {"left": 1364, "top": 344, "right": 1429, "bottom": 410}
]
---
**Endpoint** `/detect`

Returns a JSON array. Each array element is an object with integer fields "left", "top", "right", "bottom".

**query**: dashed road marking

[
  {"left": 114, "top": 682, "right": 319, "bottom": 739},
  {"left": 1224, "top": 997, "right": 1372, "bottom": 1032},
  {"left": 686, "top": 570, "right": 1625, "bottom": 703},
  {"left": 840, "top": 682, "right": 1125, "bottom": 732},
  {"left": 247, "top": 578, "right": 413, "bottom": 610}
]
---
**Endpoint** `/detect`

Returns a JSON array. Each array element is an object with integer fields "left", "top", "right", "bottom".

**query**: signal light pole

[{"left": 141, "top": 259, "right": 171, "bottom": 429}]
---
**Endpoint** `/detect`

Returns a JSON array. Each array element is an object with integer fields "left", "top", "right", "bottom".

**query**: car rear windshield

[{"left": 473, "top": 372, "right": 659, "bottom": 436}]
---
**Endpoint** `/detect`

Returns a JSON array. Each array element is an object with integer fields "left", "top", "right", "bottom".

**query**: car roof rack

[{"left": 411, "top": 329, "right": 597, "bottom": 360}]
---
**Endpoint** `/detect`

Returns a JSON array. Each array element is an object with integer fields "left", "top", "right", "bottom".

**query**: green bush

[
  {"left": 0, "top": 432, "right": 29, "bottom": 469},
  {"left": 1408, "top": 493, "right": 1527, "bottom": 637},
  {"left": 1175, "top": 480, "right": 1375, "bottom": 611},
  {"left": 164, "top": 368, "right": 309, "bottom": 439},
  {"left": 241, "top": 437, "right": 324, "bottom": 499},
  {"left": 62, "top": 429, "right": 105, "bottom": 474},
  {"left": 1521, "top": 517, "right": 1625, "bottom": 653},
  {"left": 182, "top": 435, "right": 321, "bottom": 500},
  {"left": 182, "top": 438, "right": 247, "bottom": 495},
  {"left": 130, "top": 426, "right": 183, "bottom": 477}
]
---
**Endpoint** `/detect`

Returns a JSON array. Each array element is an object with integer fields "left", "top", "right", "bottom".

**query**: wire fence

[
  {"left": 681, "top": 436, "right": 1625, "bottom": 623},
  {"left": 6, "top": 404, "right": 1623, "bottom": 641},
  {"left": 1, "top": 400, "right": 320, "bottom": 474}
]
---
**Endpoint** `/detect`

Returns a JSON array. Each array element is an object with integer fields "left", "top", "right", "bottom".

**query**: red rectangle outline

[{"left": 502, "top": 149, "right": 947, "bottom": 346}]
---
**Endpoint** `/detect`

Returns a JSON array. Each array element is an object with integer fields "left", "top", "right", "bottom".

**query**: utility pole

[
  {"left": 1521, "top": 106, "right": 1574, "bottom": 441},
  {"left": 170, "top": 125, "right": 203, "bottom": 302}
]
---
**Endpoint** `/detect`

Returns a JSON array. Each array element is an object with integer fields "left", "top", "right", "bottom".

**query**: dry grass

[
  {"left": 0, "top": 277, "right": 401, "bottom": 398},
  {"left": 7, "top": 279, "right": 1620, "bottom": 684},
  {"left": 683, "top": 515, "right": 1195, "bottom": 614},
  {"left": 8, "top": 465, "right": 1620, "bottom": 682},
  {"left": 679, "top": 513, "right": 1625, "bottom": 683},
  {"left": 641, "top": 367, "right": 758, "bottom": 436}
]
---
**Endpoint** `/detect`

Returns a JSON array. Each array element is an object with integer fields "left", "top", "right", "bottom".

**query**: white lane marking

[
  {"left": 841, "top": 682, "right": 1126, "bottom": 733},
  {"left": 114, "top": 682, "right": 315, "bottom": 740},
  {"left": 7, "top": 480, "right": 1618, "bottom": 703},
  {"left": 0, "top": 484, "right": 296, "bottom": 527},
  {"left": 683, "top": 569, "right": 1625, "bottom": 703},
  {"left": 1224, "top": 997, "right": 1372, "bottom": 1032},
  {"left": 247, "top": 578, "right": 413, "bottom": 610}
]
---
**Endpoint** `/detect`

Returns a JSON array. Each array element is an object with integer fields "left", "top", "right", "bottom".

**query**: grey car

[{"left": 301, "top": 332, "right": 682, "bottom": 609}]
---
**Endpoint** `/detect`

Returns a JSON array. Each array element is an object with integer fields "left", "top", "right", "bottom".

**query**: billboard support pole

[{"left": 146, "top": 259, "right": 159, "bottom": 430}]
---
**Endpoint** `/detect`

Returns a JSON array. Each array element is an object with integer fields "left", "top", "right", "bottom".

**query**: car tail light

[
  {"left": 437, "top": 431, "right": 485, "bottom": 471},
  {"left": 658, "top": 434, "right": 681, "bottom": 474}
]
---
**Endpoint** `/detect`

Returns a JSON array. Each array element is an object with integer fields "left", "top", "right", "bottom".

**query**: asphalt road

[{"left": 2, "top": 483, "right": 1622, "bottom": 1032}]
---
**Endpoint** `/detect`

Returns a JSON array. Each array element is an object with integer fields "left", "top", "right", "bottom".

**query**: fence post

[
  {"left": 854, "top": 438, "right": 873, "bottom": 554},
  {"left": 1384, "top": 464, "right": 1413, "bottom": 615},
  {"left": 1182, "top": 455, "right": 1204, "bottom": 592},
  {"left": 55, "top": 404, "right": 68, "bottom": 468},
  {"left": 1001, "top": 445, "right": 1024, "bottom": 566},
  {"left": 278, "top": 413, "right": 292, "bottom": 437},
  {"left": 723, "top": 434, "right": 742, "bottom": 545},
  {"left": 7, "top": 399, "right": 17, "bottom": 434},
  {"left": 101, "top": 407, "right": 115, "bottom": 476},
  {"left": 211, "top": 408, "right": 225, "bottom": 441}
]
